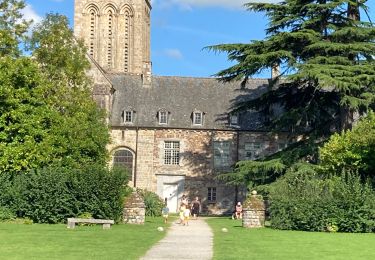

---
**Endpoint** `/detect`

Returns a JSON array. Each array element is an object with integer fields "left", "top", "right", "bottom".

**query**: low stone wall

[
  {"left": 242, "top": 192, "right": 265, "bottom": 228},
  {"left": 123, "top": 191, "right": 145, "bottom": 225}
]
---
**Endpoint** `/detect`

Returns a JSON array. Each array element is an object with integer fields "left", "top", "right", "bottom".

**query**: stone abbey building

[{"left": 74, "top": 0, "right": 290, "bottom": 214}]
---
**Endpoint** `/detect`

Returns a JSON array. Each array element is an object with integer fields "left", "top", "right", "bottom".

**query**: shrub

[
  {"left": 0, "top": 206, "right": 15, "bottom": 221},
  {"left": 269, "top": 166, "right": 375, "bottom": 233},
  {"left": 0, "top": 164, "right": 130, "bottom": 224},
  {"left": 0, "top": 172, "right": 28, "bottom": 217},
  {"left": 138, "top": 189, "right": 164, "bottom": 217},
  {"left": 319, "top": 112, "right": 375, "bottom": 182},
  {"left": 77, "top": 212, "right": 94, "bottom": 226}
]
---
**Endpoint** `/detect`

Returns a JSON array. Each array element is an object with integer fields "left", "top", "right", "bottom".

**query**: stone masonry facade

[
  {"left": 74, "top": 0, "right": 294, "bottom": 214},
  {"left": 109, "top": 128, "right": 291, "bottom": 214}
]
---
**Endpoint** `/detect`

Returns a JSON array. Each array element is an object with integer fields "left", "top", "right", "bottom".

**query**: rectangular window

[
  {"left": 193, "top": 112, "right": 203, "bottom": 125},
  {"left": 244, "top": 142, "right": 263, "bottom": 160},
  {"left": 214, "top": 141, "right": 230, "bottom": 168},
  {"left": 208, "top": 187, "right": 217, "bottom": 202},
  {"left": 124, "top": 111, "right": 133, "bottom": 123},
  {"left": 159, "top": 111, "right": 168, "bottom": 124},
  {"left": 164, "top": 141, "right": 180, "bottom": 165}
]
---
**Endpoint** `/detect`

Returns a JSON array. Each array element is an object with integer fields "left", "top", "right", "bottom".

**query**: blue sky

[{"left": 23, "top": 0, "right": 375, "bottom": 78}]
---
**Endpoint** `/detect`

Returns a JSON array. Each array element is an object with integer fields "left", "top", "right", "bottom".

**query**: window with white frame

[
  {"left": 214, "top": 141, "right": 231, "bottom": 167},
  {"left": 124, "top": 110, "right": 133, "bottom": 123},
  {"left": 230, "top": 114, "right": 239, "bottom": 125},
  {"left": 193, "top": 111, "right": 203, "bottom": 125},
  {"left": 207, "top": 187, "right": 217, "bottom": 202},
  {"left": 159, "top": 111, "right": 168, "bottom": 124},
  {"left": 244, "top": 142, "right": 263, "bottom": 160},
  {"left": 164, "top": 141, "right": 180, "bottom": 165}
]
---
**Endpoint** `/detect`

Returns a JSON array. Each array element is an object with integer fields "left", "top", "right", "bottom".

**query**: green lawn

[
  {"left": 206, "top": 217, "right": 375, "bottom": 260},
  {"left": 0, "top": 218, "right": 168, "bottom": 260}
]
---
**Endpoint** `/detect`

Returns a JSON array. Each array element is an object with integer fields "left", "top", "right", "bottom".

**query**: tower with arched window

[{"left": 74, "top": 0, "right": 151, "bottom": 74}]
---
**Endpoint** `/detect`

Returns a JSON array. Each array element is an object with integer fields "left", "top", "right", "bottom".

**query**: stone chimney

[{"left": 142, "top": 61, "right": 152, "bottom": 87}]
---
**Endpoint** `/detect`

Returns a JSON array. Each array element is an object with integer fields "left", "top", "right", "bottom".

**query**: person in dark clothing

[{"left": 191, "top": 196, "right": 201, "bottom": 219}]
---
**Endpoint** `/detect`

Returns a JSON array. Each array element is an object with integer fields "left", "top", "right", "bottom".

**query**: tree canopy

[
  {"left": 208, "top": 0, "right": 375, "bottom": 135},
  {"left": 210, "top": 0, "right": 375, "bottom": 189},
  {"left": 0, "top": 1, "right": 109, "bottom": 174},
  {"left": 0, "top": 0, "right": 30, "bottom": 57}
]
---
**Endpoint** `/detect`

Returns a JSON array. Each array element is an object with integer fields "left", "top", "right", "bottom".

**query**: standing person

[
  {"left": 179, "top": 203, "right": 186, "bottom": 224},
  {"left": 162, "top": 199, "right": 169, "bottom": 224},
  {"left": 183, "top": 205, "right": 191, "bottom": 226},
  {"left": 191, "top": 196, "right": 201, "bottom": 220},
  {"left": 181, "top": 194, "right": 188, "bottom": 206}
]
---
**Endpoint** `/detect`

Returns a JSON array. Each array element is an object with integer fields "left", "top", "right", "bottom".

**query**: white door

[{"left": 163, "top": 184, "right": 178, "bottom": 213}]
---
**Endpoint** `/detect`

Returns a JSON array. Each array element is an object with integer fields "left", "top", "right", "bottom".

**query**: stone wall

[
  {"left": 123, "top": 191, "right": 145, "bottom": 224},
  {"left": 109, "top": 128, "right": 291, "bottom": 214}
]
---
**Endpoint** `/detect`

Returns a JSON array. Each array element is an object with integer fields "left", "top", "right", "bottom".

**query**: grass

[
  {"left": 206, "top": 217, "right": 375, "bottom": 260},
  {"left": 0, "top": 217, "right": 169, "bottom": 260}
]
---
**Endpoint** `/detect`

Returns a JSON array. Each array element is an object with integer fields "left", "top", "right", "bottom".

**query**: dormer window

[
  {"left": 158, "top": 111, "right": 168, "bottom": 125},
  {"left": 123, "top": 109, "right": 135, "bottom": 124},
  {"left": 193, "top": 111, "right": 203, "bottom": 125},
  {"left": 230, "top": 114, "right": 239, "bottom": 126},
  {"left": 125, "top": 111, "right": 132, "bottom": 123}
]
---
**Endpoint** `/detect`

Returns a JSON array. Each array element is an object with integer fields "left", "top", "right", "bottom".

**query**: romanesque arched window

[
  {"left": 113, "top": 149, "right": 134, "bottom": 180},
  {"left": 107, "top": 10, "right": 114, "bottom": 68},
  {"left": 121, "top": 5, "right": 133, "bottom": 73},
  {"left": 87, "top": 7, "right": 98, "bottom": 58},
  {"left": 124, "top": 10, "right": 131, "bottom": 72}
]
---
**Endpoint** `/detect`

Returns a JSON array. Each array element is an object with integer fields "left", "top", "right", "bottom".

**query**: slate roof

[{"left": 107, "top": 73, "right": 270, "bottom": 131}]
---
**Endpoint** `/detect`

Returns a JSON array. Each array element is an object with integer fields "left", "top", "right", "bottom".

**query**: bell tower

[{"left": 74, "top": 0, "right": 151, "bottom": 75}]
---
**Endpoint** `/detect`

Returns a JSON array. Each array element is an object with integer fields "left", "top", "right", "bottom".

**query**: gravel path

[{"left": 140, "top": 218, "right": 213, "bottom": 260}]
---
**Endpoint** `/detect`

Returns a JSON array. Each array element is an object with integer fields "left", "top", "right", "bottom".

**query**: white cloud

[
  {"left": 153, "top": 0, "right": 281, "bottom": 9},
  {"left": 164, "top": 48, "right": 183, "bottom": 59},
  {"left": 21, "top": 4, "right": 42, "bottom": 25}
]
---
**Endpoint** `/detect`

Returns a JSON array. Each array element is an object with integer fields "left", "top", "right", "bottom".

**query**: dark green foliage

[
  {"left": 217, "top": 159, "right": 286, "bottom": 191},
  {"left": 0, "top": 166, "right": 130, "bottom": 223},
  {"left": 208, "top": 1, "right": 375, "bottom": 135},
  {"left": 269, "top": 167, "right": 375, "bottom": 233},
  {"left": 0, "top": 168, "right": 28, "bottom": 216},
  {"left": 212, "top": 2, "right": 375, "bottom": 233},
  {"left": 138, "top": 189, "right": 164, "bottom": 217},
  {"left": 217, "top": 138, "right": 321, "bottom": 192},
  {"left": 207, "top": 1, "right": 375, "bottom": 176},
  {"left": 21, "top": 168, "right": 76, "bottom": 223}
]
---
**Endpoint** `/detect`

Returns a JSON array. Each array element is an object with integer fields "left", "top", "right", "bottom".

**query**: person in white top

[{"left": 183, "top": 206, "right": 191, "bottom": 226}]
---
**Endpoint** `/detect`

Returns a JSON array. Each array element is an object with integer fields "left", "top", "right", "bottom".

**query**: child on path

[
  {"left": 183, "top": 206, "right": 191, "bottom": 226},
  {"left": 179, "top": 204, "right": 186, "bottom": 224},
  {"left": 162, "top": 202, "right": 169, "bottom": 224}
]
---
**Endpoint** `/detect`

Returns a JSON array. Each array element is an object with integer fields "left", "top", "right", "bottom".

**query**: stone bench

[{"left": 67, "top": 218, "right": 114, "bottom": 229}]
